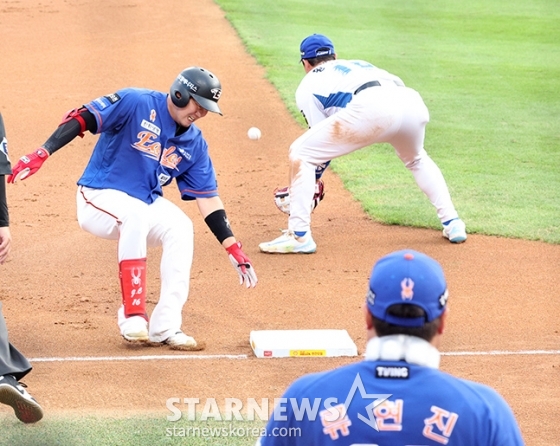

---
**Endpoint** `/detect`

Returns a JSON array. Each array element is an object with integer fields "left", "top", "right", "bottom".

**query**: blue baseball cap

[
  {"left": 366, "top": 250, "right": 449, "bottom": 327},
  {"left": 300, "top": 34, "right": 335, "bottom": 60}
]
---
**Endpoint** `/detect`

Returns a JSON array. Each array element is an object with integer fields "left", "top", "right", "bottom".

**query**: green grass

[
  {"left": 0, "top": 414, "right": 266, "bottom": 446},
  {"left": 216, "top": 0, "right": 560, "bottom": 243}
]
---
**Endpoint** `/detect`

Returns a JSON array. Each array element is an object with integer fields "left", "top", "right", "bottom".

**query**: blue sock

[
  {"left": 294, "top": 231, "right": 307, "bottom": 237},
  {"left": 443, "top": 218, "right": 458, "bottom": 226}
]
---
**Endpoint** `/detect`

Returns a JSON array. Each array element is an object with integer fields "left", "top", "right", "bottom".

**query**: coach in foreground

[{"left": 257, "top": 249, "right": 523, "bottom": 445}]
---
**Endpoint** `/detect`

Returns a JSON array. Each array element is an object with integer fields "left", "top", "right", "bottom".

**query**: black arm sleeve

[
  {"left": 42, "top": 108, "right": 98, "bottom": 155},
  {"left": 0, "top": 176, "right": 9, "bottom": 227},
  {"left": 204, "top": 209, "right": 234, "bottom": 244}
]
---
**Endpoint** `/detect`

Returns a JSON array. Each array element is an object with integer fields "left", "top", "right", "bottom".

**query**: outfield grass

[{"left": 216, "top": 0, "right": 560, "bottom": 243}]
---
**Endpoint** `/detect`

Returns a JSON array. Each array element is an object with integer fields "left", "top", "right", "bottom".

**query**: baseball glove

[{"left": 274, "top": 179, "right": 325, "bottom": 215}]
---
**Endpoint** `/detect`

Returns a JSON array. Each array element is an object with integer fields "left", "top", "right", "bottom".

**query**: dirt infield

[{"left": 1, "top": 0, "right": 559, "bottom": 443}]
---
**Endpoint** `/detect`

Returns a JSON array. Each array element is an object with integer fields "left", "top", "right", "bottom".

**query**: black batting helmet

[{"left": 170, "top": 67, "right": 222, "bottom": 115}]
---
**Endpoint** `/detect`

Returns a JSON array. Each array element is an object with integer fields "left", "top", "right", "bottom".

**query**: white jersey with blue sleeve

[
  {"left": 295, "top": 59, "right": 405, "bottom": 128},
  {"left": 80, "top": 88, "right": 218, "bottom": 204},
  {"left": 257, "top": 340, "right": 524, "bottom": 445}
]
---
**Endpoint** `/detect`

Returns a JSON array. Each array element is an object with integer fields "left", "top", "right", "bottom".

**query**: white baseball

[{"left": 247, "top": 127, "right": 261, "bottom": 140}]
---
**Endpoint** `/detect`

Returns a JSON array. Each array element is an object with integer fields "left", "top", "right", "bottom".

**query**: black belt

[{"left": 354, "top": 81, "right": 381, "bottom": 95}]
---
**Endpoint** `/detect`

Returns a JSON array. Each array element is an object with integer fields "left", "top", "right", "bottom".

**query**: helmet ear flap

[{"left": 170, "top": 83, "right": 191, "bottom": 108}]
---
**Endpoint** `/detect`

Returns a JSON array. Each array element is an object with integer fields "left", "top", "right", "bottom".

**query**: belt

[{"left": 354, "top": 80, "right": 381, "bottom": 95}]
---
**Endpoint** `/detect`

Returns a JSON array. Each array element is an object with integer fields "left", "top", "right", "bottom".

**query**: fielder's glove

[
  {"left": 7, "top": 147, "right": 49, "bottom": 183},
  {"left": 274, "top": 179, "right": 325, "bottom": 215},
  {"left": 225, "top": 241, "right": 258, "bottom": 288}
]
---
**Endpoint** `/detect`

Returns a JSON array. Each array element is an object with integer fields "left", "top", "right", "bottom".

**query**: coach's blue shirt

[
  {"left": 257, "top": 336, "right": 524, "bottom": 446},
  {"left": 79, "top": 88, "right": 218, "bottom": 204}
]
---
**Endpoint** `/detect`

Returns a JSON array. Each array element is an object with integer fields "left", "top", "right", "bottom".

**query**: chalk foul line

[{"left": 27, "top": 349, "right": 560, "bottom": 363}]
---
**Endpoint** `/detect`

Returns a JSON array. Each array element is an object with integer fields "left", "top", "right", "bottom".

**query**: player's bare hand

[
  {"left": 7, "top": 148, "right": 49, "bottom": 183},
  {"left": 0, "top": 226, "right": 12, "bottom": 264},
  {"left": 225, "top": 241, "right": 258, "bottom": 288}
]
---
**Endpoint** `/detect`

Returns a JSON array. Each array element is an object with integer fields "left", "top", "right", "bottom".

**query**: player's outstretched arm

[
  {"left": 8, "top": 107, "right": 97, "bottom": 183},
  {"left": 197, "top": 196, "right": 258, "bottom": 288}
]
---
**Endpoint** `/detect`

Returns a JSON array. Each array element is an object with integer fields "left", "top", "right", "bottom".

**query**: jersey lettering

[
  {"left": 161, "top": 146, "right": 182, "bottom": 170},
  {"left": 375, "top": 366, "right": 409, "bottom": 379},
  {"left": 423, "top": 406, "right": 459, "bottom": 444},
  {"left": 132, "top": 131, "right": 186, "bottom": 172},
  {"left": 351, "top": 60, "right": 374, "bottom": 69},
  {"left": 141, "top": 119, "right": 161, "bottom": 136},
  {"left": 132, "top": 131, "right": 161, "bottom": 159},
  {"left": 320, "top": 403, "right": 352, "bottom": 440},
  {"left": 333, "top": 64, "right": 351, "bottom": 75},
  {"left": 373, "top": 399, "right": 403, "bottom": 431}
]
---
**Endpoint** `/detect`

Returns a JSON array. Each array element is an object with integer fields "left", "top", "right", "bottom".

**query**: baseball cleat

[
  {"left": 0, "top": 375, "right": 44, "bottom": 423},
  {"left": 442, "top": 219, "right": 467, "bottom": 243},
  {"left": 259, "top": 230, "right": 317, "bottom": 254},
  {"left": 121, "top": 316, "right": 149, "bottom": 342},
  {"left": 154, "top": 332, "right": 205, "bottom": 351}
]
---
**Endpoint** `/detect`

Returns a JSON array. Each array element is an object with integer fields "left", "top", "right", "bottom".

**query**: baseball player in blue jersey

[
  {"left": 0, "top": 113, "right": 44, "bottom": 423},
  {"left": 260, "top": 34, "right": 467, "bottom": 254},
  {"left": 8, "top": 67, "right": 258, "bottom": 350},
  {"left": 257, "top": 249, "right": 524, "bottom": 445}
]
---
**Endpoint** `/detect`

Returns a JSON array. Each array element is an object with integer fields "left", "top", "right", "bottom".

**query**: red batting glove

[
  {"left": 7, "top": 148, "right": 49, "bottom": 183},
  {"left": 225, "top": 241, "right": 258, "bottom": 288}
]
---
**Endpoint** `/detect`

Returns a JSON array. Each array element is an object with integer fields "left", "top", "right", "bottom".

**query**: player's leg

[
  {"left": 388, "top": 89, "right": 466, "bottom": 243},
  {"left": 76, "top": 186, "right": 151, "bottom": 340},
  {"left": 0, "top": 302, "right": 43, "bottom": 423},
  {"left": 142, "top": 197, "right": 200, "bottom": 349},
  {"left": 0, "top": 303, "right": 31, "bottom": 380},
  {"left": 258, "top": 126, "right": 327, "bottom": 253},
  {"left": 259, "top": 88, "right": 411, "bottom": 253}
]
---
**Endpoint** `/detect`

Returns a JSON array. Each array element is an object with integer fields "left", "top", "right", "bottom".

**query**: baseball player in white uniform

[{"left": 259, "top": 34, "right": 467, "bottom": 254}]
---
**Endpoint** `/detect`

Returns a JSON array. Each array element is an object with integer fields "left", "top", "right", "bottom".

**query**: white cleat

[
  {"left": 259, "top": 230, "right": 317, "bottom": 254},
  {"left": 442, "top": 219, "right": 467, "bottom": 243},
  {"left": 152, "top": 331, "right": 205, "bottom": 351},
  {"left": 121, "top": 316, "right": 149, "bottom": 342}
]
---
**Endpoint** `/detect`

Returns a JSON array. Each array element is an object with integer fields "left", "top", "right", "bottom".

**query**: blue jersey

[
  {"left": 258, "top": 344, "right": 524, "bottom": 445},
  {"left": 79, "top": 88, "right": 218, "bottom": 204}
]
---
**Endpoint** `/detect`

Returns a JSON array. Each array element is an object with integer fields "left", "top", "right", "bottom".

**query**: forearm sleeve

[
  {"left": 43, "top": 108, "right": 98, "bottom": 155},
  {"left": 204, "top": 209, "right": 234, "bottom": 244}
]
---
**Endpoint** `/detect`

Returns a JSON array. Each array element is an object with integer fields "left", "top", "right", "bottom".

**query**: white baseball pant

[
  {"left": 288, "top": 85, "right": 459, "bottom": 233},
  {"left": 76, "top": 186, "right": 193, "bottom": 342}
]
